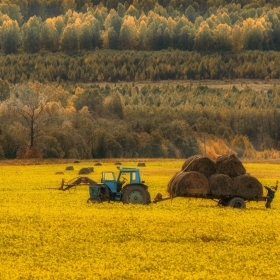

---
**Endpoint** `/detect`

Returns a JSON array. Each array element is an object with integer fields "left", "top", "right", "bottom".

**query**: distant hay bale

[
  {"left": 182, "top": 155, "right": 216, "bottom": 178},
  {"left": 167, "top": 171, "right": 209, "bottom": 197},
  {"left": 208, "top": 174, "right": 235, "bottom": 197},
  {"left": 215, "top": 154, "right": 246, "bottom": 178},
  {"left": 79, "top": 168, "right": 91, "bottom": 175},
  {"left": 234, "top": 174, "right": 263, "bottom": 199},
  {"left": 74, "top": 160, "right": 80, "bottom": 163},
  {"left": 55, "top": 171, "right": 64, "bottom": 175},
  {"left": 94, "top": 162, "right": 102, "bottom": 166},
  {"left": 66, "top": 166, "right": 74, "bottom": 170},
  {"left": 137, "top": 162, "right": 146, "bottom": 167},
  {"left": 115, "top": 162, "right": 122, "bottom": 165}
]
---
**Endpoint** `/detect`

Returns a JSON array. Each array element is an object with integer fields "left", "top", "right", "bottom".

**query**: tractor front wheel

[{"left": 122, "top": 185, "right": 150, "bottom": 205}]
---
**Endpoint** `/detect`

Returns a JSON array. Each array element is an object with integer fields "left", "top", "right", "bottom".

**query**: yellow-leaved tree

[{"left": 119, "top": 16, "right": 138, "bottom": 50}]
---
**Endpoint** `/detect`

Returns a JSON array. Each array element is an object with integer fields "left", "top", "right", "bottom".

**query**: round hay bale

[
  {"left": 115, "top": 162, "right": 122, "bottom": 165},
  {"left": 94, "top": 162, "right": 102, "bottom": 166},
  {"left": 55, "top": 171, "right": 64, "bottom": 175},
  {"left": 66, "top": 166, "right": 74, "bottom": 170},
  {"left": 79, "top": 168, "right": 91, "bottom": 175},
  {"left": 74, "top": 160, "right": 80, "bottom": 163},
  {"left": 182, "top": 155, "right": 216, "bottom": 178},
  {"left": 181, "top": 155, "right": 200, "bottom": 170},
  {"left": 167, "top": 171, "right": 209, "bottom": 197},
  {"left": 208, "top": 174, "right": 235, "bottom": 197},
  {"left": 137, "top": 162, "right": 146, "bottom": 167},
  {"left": 167, "top": 171, "right": 183, "bottom": 195},
  {"left": 215, "top": 154, "right": 246, "bottom": 178},
  {"left": 234, "top": 174, "right": 263, "bottom": 199}
]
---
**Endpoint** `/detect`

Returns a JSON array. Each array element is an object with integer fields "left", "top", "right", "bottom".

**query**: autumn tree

[
  {"left": 104, "top": 91, "right": 125, "bottom": 119},
  {"left": 242, "top": 17, "right": 271, "bottom": 50},
  {"left": 213, "top": 23, "right": 232, "bottom": 51},
  {"left": 45, "top": 0, "right": 64, "bottom": 18},
  {"left": 60, "top": 23, "right": 79, "bottom": 51},
  {"left": 232, "top": 25, "right": 243, "bottom": 51},
  {"left": 79, "top": 16, "right": 95, "bottom": 50},
  {"left": 126, "top": 5, "right": 139, "bottom": 18},
  {"left": 21, "top": 16, "right": 43, "bottom": 53},
  {"left": 9, "top": 82, "right": 58, "bottom": 156},
  {"left": 119, "top": 16, "right": 138, "bottom": 50},
  {"left": 185, "top": 5, "right": 197, "bottom": 23},
  {"left": 0, "top": 2, "right": 23, "bottom": 25},
  {"left": 0, "top": 78, "right": 10, "bottom": 101},
  {"left": 71, "top": 86, "right": 104, "bottom": 115},
  {"left": 138, "top": 17, "right": 148, "bottom": 50},
  {"left": 193, "top": 21, "right": 214, "bottom": 51},
  {"left": 41, "top": 18, "right": 60, "bottom": 51},
  {"left": 102, "top": 9, "right": 122, "bottom": 49},
  {"left": 0, "top": 16, "right": 21, "bottom": 54},
  {"left": 62, "top": 0, "right": 77, "bottom": 13}
]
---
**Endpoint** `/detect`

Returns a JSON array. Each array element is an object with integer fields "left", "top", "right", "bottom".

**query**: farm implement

[
  {"left": 152, "top": 192, "right": 270, "bottom": 209},
  {"left": 152, "top": 154, "right": 277, "bottom": 209},
  {"left": 59, "top": 167, "right": 150, "bottom": 205}
]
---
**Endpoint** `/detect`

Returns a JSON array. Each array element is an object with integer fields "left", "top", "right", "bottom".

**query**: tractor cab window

[
  {"left": 131, "top": 172, "right": 136, "bottom": 181},
  {"left": 120, "top": 172, "right": 129, "bottom": 182},
  {"left": 103, "top": 172, "right": 115, "bottom": 181}
]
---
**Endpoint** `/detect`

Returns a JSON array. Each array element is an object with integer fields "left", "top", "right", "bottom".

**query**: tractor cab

[{"left": 101, "top": 168, "right": 142, "bottom": 193}]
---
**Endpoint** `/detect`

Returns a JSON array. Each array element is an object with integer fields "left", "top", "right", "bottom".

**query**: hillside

[
  {"left": 1, "top": 1, "right": 280, "bottom": 159},
  {"left": 1, "top": 77, "right": 280, "bottom": 160}
]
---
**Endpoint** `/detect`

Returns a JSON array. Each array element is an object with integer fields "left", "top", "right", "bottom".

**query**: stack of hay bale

[{"left": 167, "top": 154, "right": 263, "bottom": 200}]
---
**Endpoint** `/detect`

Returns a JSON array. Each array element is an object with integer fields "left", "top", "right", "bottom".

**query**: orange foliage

[
  {"left": 197, "top": 138, "right": 234, "bottom": 158},
  {"left": 17, "top": 146, "right": 43, "bottom": 159}
]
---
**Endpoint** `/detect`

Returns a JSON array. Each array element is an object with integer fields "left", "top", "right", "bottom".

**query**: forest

[
  {"left": 1, "top": 0, "right": 280, "bottom": 160},
  {"left": 1, "top": 79, "right": 280, "bottom": 160},
  {"left": 2, "top": 1, "right": 280, "bottom": 53}
]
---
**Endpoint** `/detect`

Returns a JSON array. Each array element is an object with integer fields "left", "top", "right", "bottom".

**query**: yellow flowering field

[{"left": 0, "top": 160, "right": 280, "bottom": 280}]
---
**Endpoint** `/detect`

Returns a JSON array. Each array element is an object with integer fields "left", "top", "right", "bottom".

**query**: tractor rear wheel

[
  {"left": 87, "top": 197, "right": 102, "bottom": 204},
  {"left": 122, "top": 185, "right": 150, "bottom": 205}
]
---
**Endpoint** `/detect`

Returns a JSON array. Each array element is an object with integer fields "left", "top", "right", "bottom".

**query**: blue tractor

[{"left": 60, "top": 167, "right": 150, "bottom": 205}]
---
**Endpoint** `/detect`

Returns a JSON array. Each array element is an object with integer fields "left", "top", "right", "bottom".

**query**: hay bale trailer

[
  {"left": 156, "top": 170, "right": 268, "bottom": 209},
  {"left": 154, "top": 187, "right": 268, "bottom": 208},
  {"left": 155, "top": 154, "right": 269, "bottom": 208}
]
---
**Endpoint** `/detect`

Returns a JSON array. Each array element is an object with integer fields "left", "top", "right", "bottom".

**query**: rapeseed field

[{"left": 0, "top": 160, "right": 279, "bottom": 280}]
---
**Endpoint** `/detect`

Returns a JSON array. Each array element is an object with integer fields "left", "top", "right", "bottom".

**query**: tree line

[
  {"left": 2, "top": 1, "right": 280, "bottom": 53},
  {"left": 1, "top": 80, "right": 280, "bottom": 159},
  {"left": 1, "top": 50, "right": 280, "bottom": 84}
]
